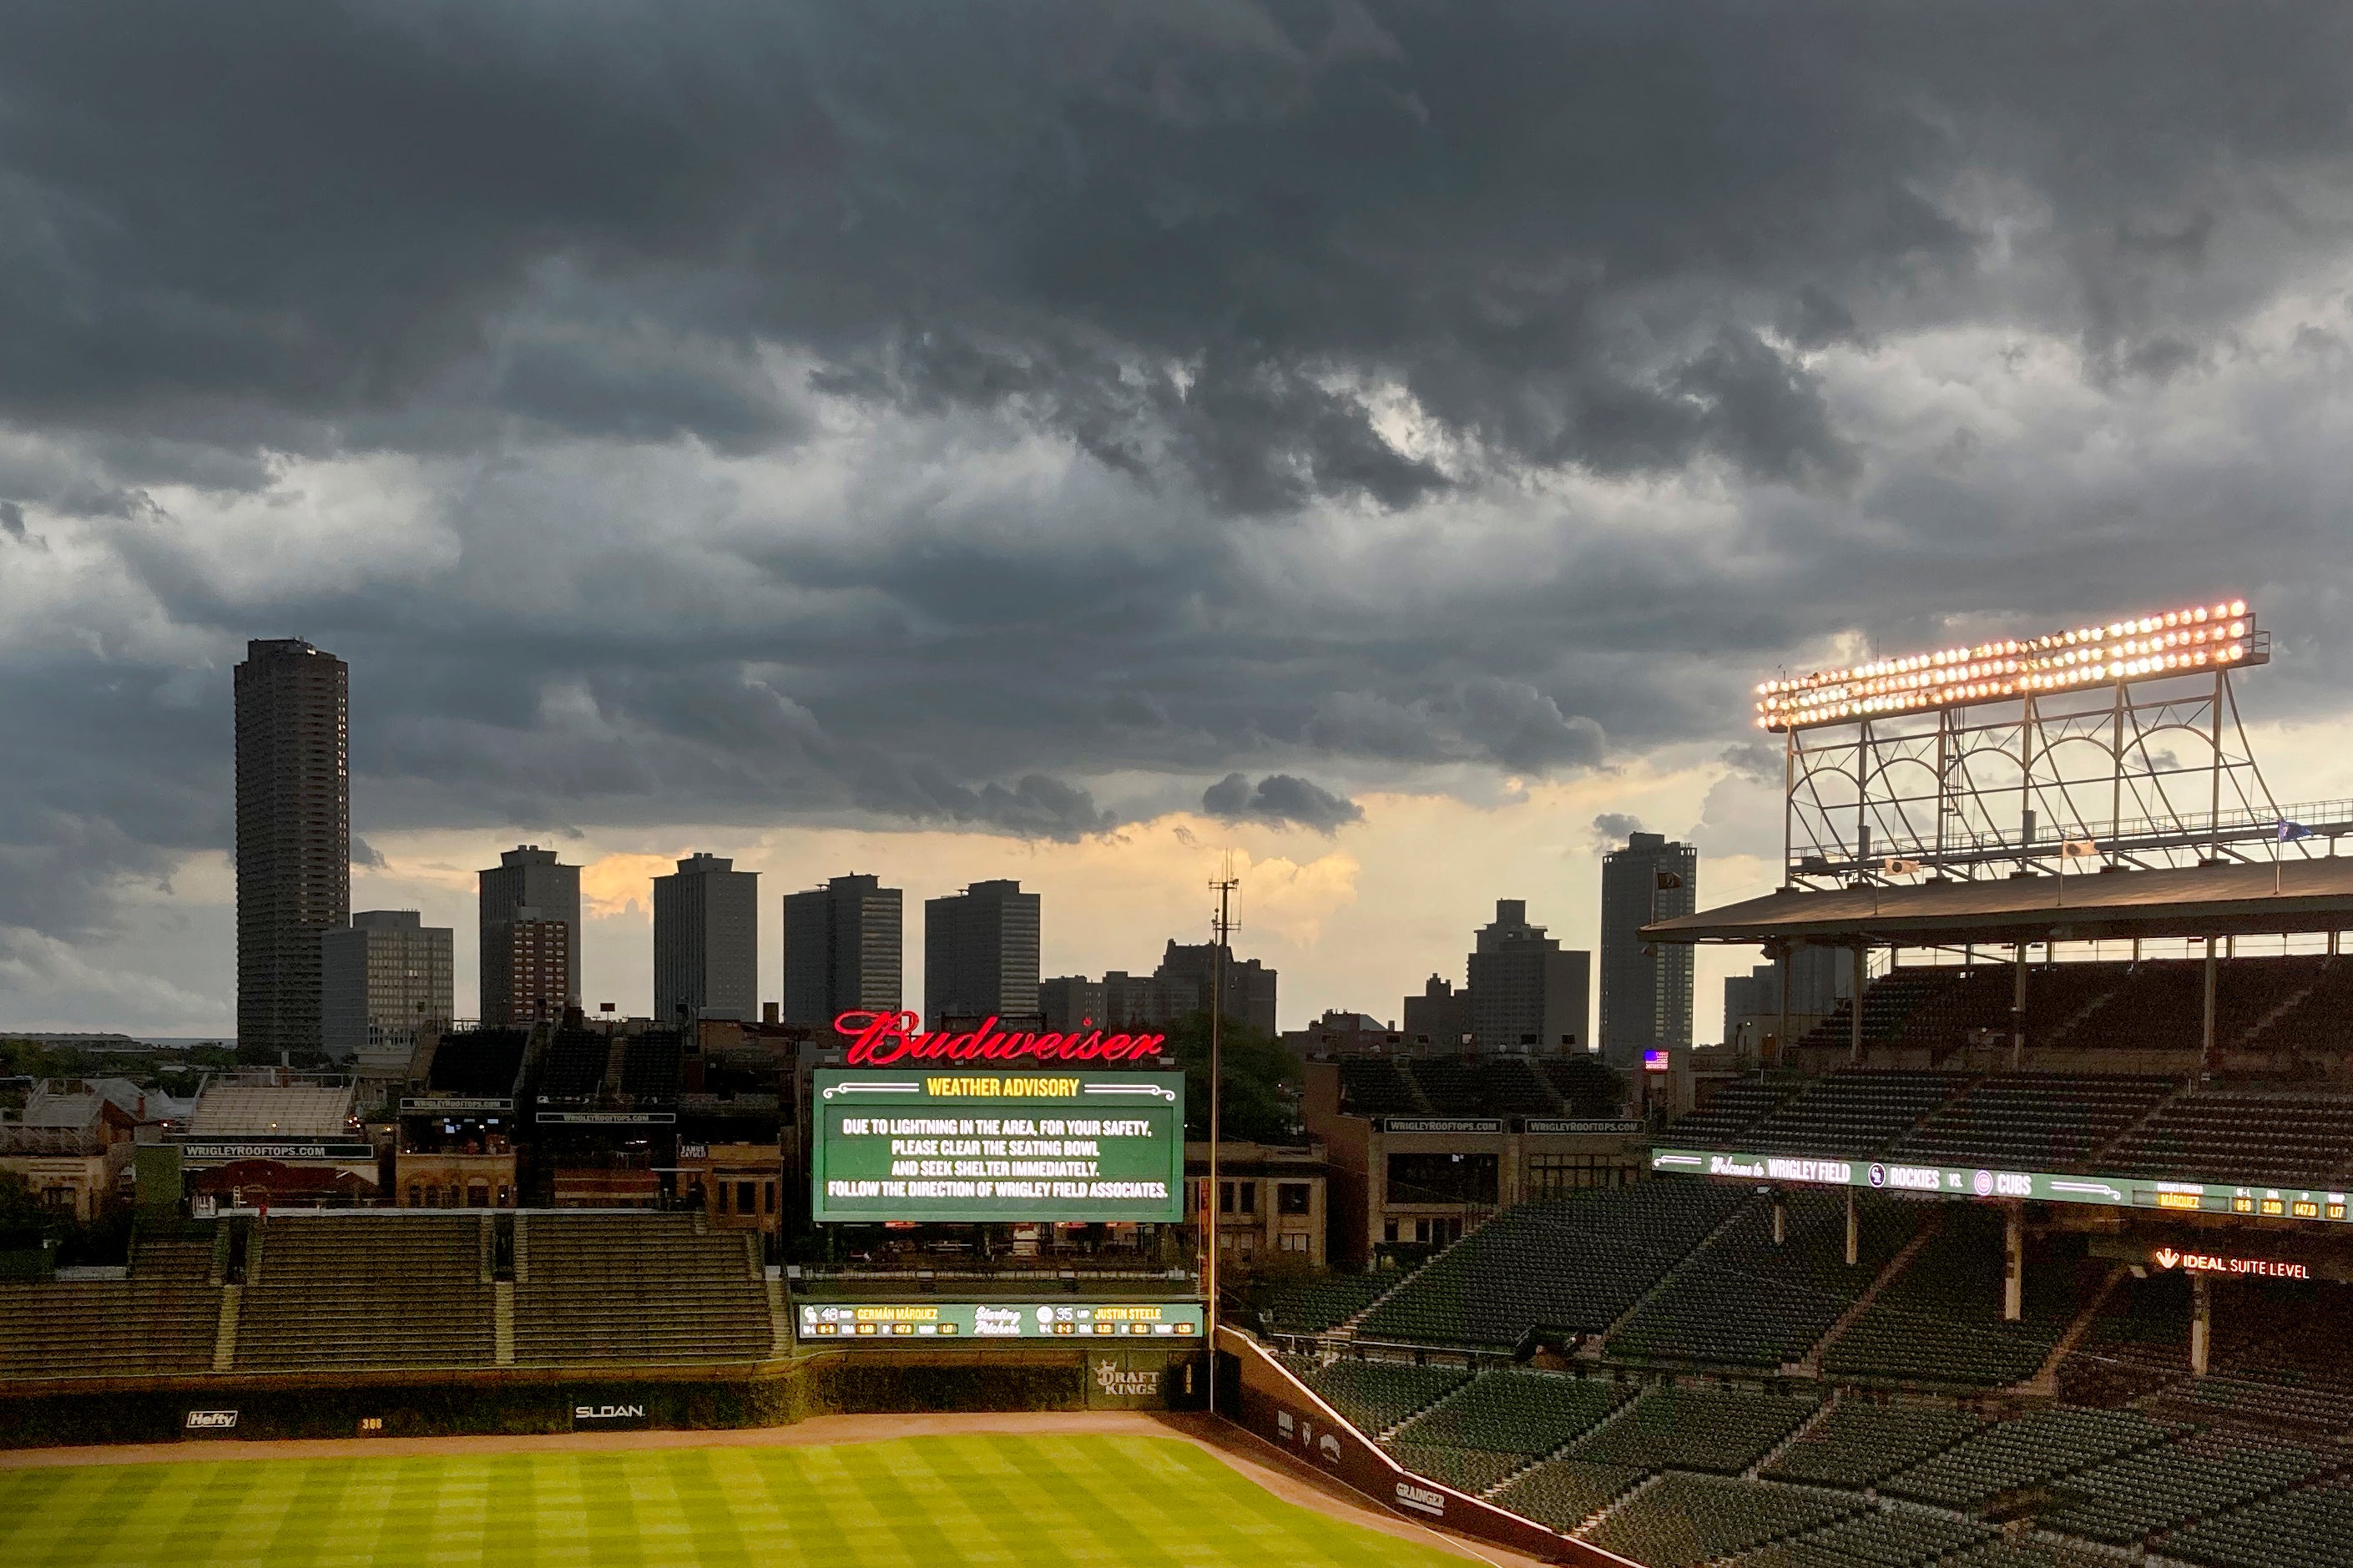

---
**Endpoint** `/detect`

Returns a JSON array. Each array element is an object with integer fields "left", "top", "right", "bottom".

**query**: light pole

[{"left": 1204, "top": 856, "right": 1239, "bottom": 1353}]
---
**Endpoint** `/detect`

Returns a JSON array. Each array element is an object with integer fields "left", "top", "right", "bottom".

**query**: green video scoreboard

[{"left": 810, "top": 1068, "right": 1185, "bottom": 1223}]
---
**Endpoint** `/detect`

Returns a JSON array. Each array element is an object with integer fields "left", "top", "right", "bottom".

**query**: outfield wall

[
  {"left": 1215, "top": 1327, "right": 1639, "bottom": 1567},
  {"left": 0, "top": 1344, "right": 1209, "bottom": 1450}
]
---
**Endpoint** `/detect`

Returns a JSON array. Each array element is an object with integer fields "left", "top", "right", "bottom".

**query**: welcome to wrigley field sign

[{"left": 1652, "top": 1147, "right": 2350, "bottom": 1224}]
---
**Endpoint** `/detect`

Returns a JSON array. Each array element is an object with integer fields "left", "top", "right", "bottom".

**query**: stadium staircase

[
  {"left": 1798, "top": 1214, "right": 1942, "bottom": 1375},
  {"left": 210, "top": 1284, "right": 241, "bottom": 1372},
  {"left": 1745, "top": 1389, "right": 1842, "bottom": 1480},
  {"left": 1593, "top": 1197, "right": 1765, "bottom": 1359},
  {"left": 765, "top": 1277, "right": 790, "bottom": 1357},
  {"left": 493, "top": 1281, "right": 515, "bottom": 1365},
  {"left": 2013, "top": 1266, "right": 2128, "bottom": 1397}
]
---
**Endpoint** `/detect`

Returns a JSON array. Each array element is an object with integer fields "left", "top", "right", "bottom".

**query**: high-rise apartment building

[
  {"left": 478, "top": 845, "right": 580, "bottom": 1016},
  {"left": 782, "top": 874, "right": 902, "bottom": 1026},
  {"left": 235, "top": 638, "right": 350, "bottom": 1057},
  {"left": 652, "top": 853, "right": 760, "bottom": 1024},
  {"left": 321, "top": 910, "right": 453, "bottom": 1063},
  {"left": 1154, "top": 940, "right": 1279, "bottom": 1036},
  {"left": 1722, "top": 944, "right": 1846, "bottom": 1054},
  {"left": 923, "top": 880, "right": 1041, "bottom": 1026},
  {"left": 1598, "top": 831, "right": 1699, "bottom": 1066},
  {"left": 1404, "top": 975, "right": 1473, "bottom": 1049},
  {"left": 482, "top": 911, "right": 571, "bottom": 1027},
  {"left": 1466, "top": 900, "right": 1589, "bottom": 1054}
]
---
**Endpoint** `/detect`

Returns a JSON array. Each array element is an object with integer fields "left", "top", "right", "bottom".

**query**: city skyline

[{"left": 10, "top": 8, "right": 2353, "bottom": 1038}]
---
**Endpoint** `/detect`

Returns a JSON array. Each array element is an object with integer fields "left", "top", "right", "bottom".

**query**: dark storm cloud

[
  {"left": 6, "top": 0, "right": 2353, "bottom": 961},
  {"left": 1202, "top": 773, "right": 1364, "bottom": 832}
]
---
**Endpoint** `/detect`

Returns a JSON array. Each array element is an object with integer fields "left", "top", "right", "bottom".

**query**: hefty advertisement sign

[
  {"left": 1652, "top": 1146, "right": 2350, "bottom": 1224},
  {"left": 810, "top": 1069, "right": 1184, "bottom": 1223},
  {"left": 184, "top": 1409, "right": 239, "bottom": 1432}
]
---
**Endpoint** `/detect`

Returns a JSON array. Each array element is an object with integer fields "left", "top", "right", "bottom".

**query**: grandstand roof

[{"left": 1644, "top": 857, "right": 2353, "bottom": 947}]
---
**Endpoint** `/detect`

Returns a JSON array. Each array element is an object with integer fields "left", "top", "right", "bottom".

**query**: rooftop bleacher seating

[
  {"left": 1392, "top": 1369, "right": 1632, "bottom": 1456},
  {"left": 235, "top": 1214, "right": 494, "bottom": 1372},
  {"left": 1354, "top": 1186, "right": 1750, "bottom": 1349},
  {"left": 1889, "top": 1073, "right": 2177, "bottom": 1169},
  {"left": 1259, "top": 1273, "right": 1391, "bottom": 1336},
  {"left": 1540, "top": 1054, "right": 1626, "bottom": 1117},
  {"left": 619, "top": 1031, "right": 683, "bottom": 1099},
  {"left": 1736, "top": 1071, "right": 1973, "bottom": 1157},
  {"left": 538, "top": 1028, "right": 611, "bottom": 1101},
  {"left": 425, "top": 1028, "right": 529, "bottom": 1097},
  {"left": 1339, "top": 1058, "right": 1426, "bottom": 1117},
  {"left": 1568, "top": 1385, "right": 1820, "bottom": 1475},
  {"left": 2159, "top": 1475, "right": 2353, "bottom": 1568},
  {"left": 2099, "top": 1087, "right": 2353, "bottom": 1187},
  {"left": 0, "top": 1226, "right": 221, "bottom": 1381},
  {"left": 1610, "top": 1192, "right": 1925, "bottom": 1371},
  {"left": 1581, "top": 1474, "right": 1861, "bottom": 1568},
  {"left": 1760, "top": 1399, "right": 1990, "bottom": 1489},
  {"left": 2038, "top": 1430, "right": 2327, "bottom": 1543},
  {"left": 514, "top": 1213, "right": 769, "bottom": 1364},
  {"left": 187, "top": 1081, "right": 354, "bottom": 1137},
  {"left": 1878, "top": 1405, "right": 2174, "bottom": 1508},
  {"left": 1491, "top": 1459, "right": 1649, "bottom": 1531},
  {"left": 1404, "top": 1057, "right": 1498, "bottom": 1115},
  {"left": 1297, "top": 1359, "right": 1469, "bottom": 1434}
]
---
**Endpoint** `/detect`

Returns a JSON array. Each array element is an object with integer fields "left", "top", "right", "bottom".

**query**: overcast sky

[{"left": 5, "top": 2, "right": 2353, "bottom": 1036}]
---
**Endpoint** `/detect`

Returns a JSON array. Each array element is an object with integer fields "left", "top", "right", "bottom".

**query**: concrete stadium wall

[
  {"left": 1214, "top": 1328, "right": 1639, "bottom": 1568},
  {"left": 0, "top": 1346, "right": 1212, "bottom": 1450}
]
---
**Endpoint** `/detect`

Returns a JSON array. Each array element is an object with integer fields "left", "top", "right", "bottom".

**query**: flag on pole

[
  {"left": 2060, "top": 839, "right": 2099, "bottom": 859},
  {"left": 1880, "top": 857, "right": 1921, "bottom": 875},
  {"left": 1655, "top": 871, "right": 1684, "bottom": 890},
  {"left": 2279, "top": 819, "right": 2314, "bottom": 843}
]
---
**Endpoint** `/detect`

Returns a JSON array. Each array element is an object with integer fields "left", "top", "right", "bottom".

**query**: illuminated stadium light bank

[
  {"left": 1756, "top": 598, "right": 2259, "bottom": 732},
  {"left": 1651, "top": 1145, "right": 2349, "bottom": 1224}
]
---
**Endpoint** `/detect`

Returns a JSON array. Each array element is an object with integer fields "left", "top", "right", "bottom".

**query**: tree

[{"left": 1161, "top": 1011, "right": 1301, "bottom": 1143}]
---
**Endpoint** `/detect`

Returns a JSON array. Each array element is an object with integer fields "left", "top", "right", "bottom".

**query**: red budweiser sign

[{"left": 834, "top": 1011, "right": 1169, "bottom": 1066}]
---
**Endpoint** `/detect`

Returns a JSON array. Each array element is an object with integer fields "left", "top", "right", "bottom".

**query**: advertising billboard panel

[
  {"left": 810, "top": 1067, "right": 1184, "bottom": 1223},
  {"left": 795, "top": 1298, "right": 1203, "bottom": 1341}
]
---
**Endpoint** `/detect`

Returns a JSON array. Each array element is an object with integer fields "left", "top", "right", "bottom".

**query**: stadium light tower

[
  {"left": 1757, "top": 598, "right": 2325, "bottom": 886},
  {"left": 1203, "top": 856, "right": 1239, "bottom": 1347}
]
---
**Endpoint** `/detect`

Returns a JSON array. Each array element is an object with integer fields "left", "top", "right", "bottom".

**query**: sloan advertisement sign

[{"left": 571, "top": 1401, "right": 651, "bottom": 1429}]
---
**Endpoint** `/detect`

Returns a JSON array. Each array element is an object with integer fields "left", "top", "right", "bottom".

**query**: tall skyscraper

[
  {"left": 1154, "top": 940, "right": 1279, "bottom": 1036},
  {"left": 653, "top": 853, "right": 760, "bottom": 1024},
  {"left": 478, "top": 845, "right": 581, "bottom": 1016},
  {"left": 1466, "top": 900, "right": 1589, "bottom": 1054},
  {"left": 923, "top": 880, "right": 1041, "bottom": 1026},
  {"left": 1599, "top": 831, "right": 1699, "bottom": 1065},
  {"left": 321, "top": 910, "right": 453, "bottom": 1062},
  {"left": 235, "top": 638, "right": 349, "bottom": 1058},
  {"left": 782, "top": 874, "right": 902, "bottom": 1025},
  {"left": 482, "top": 911, "right": 571, "bottom": 1027}
]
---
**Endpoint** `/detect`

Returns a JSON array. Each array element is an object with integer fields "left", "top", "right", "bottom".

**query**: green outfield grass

[{"left": 0, "top": 1434, "right": 1468, "bottom": 1567}]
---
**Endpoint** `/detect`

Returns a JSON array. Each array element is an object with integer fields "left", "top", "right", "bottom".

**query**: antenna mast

[{"left": 1204, "top": 853, "right": 1240, "bottom": 1353}]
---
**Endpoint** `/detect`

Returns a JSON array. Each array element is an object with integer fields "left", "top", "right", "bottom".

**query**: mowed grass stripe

[
  {"left": 8, "top": 1462, "right": 175, "bottom": 1568},
  {"left": 0, "top": 1436, "right": 1469, "bottom": 1568},
  {"left": 250, "top": 1457, "right": 358, "bottom": 1568},
  {"left": 906, "top": 1436, "right": 1074, "bottom": 1568},
  {"left": 663, "top": 1447, "right": 748, "bottom": 1568}
]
